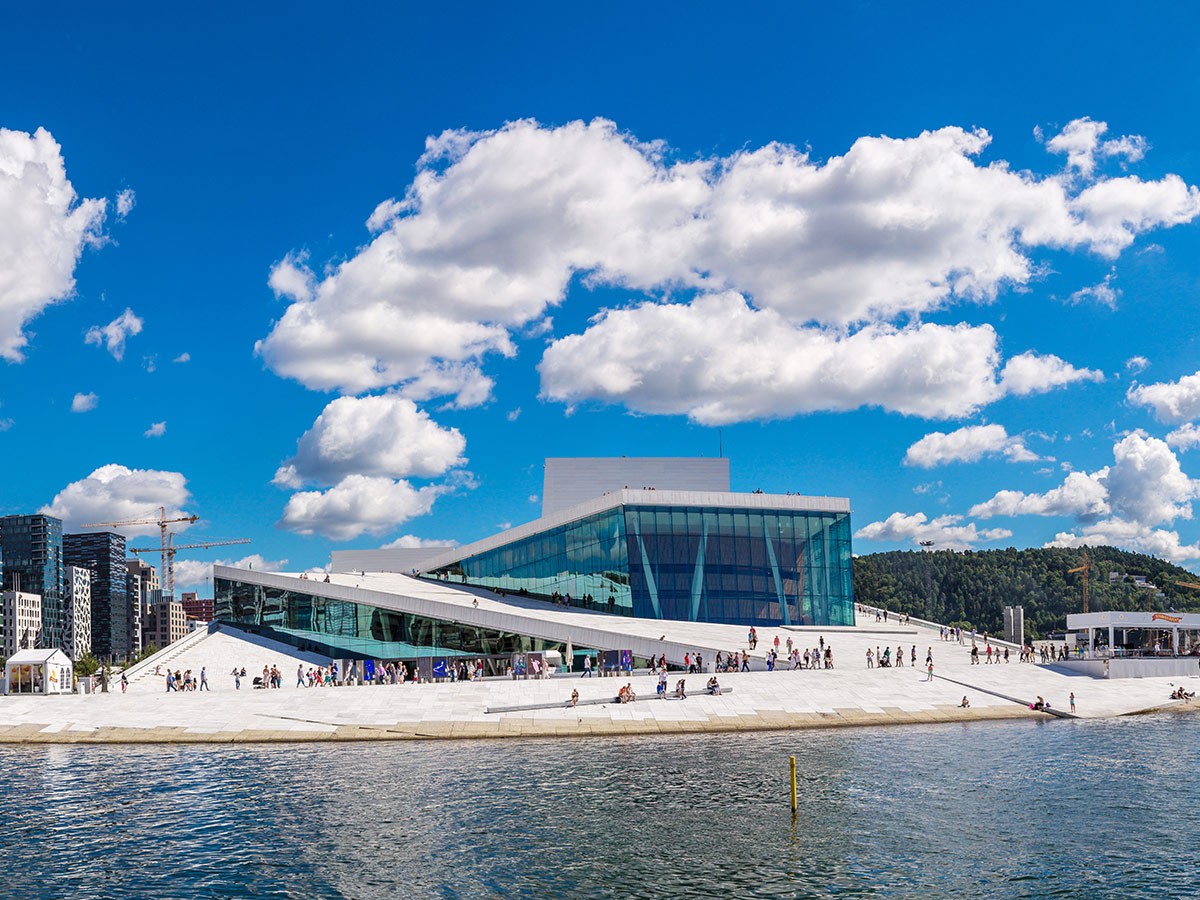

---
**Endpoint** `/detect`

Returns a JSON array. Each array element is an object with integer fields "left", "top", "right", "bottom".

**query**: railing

[
  {"left": 120, "top": 623, "right": 215, "bottom": 681},
  {"left": 856, "top": 605, "right": 1022, "bottom": 650}
]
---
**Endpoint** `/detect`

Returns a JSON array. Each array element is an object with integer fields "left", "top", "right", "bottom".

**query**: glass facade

[
  {"left": 215, "top": 577, "right": 566, "bottom": 661},
  {"left": 0, "top": 515, "right": 64, "bottom": 651},
  {"left": 425, "top": 504, "right": 854, "bottom": 628},
  {"left": 64, "top": 532, "right": 129, "bottom": 660}
]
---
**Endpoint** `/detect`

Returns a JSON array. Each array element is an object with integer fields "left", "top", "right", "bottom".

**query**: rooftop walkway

[{"left": 0, "top": 610, "right": 1194, "bottom": 742}]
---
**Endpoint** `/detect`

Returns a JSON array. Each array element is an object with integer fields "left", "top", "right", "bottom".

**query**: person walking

[
  {"left": 199, "top": 667, "right": 210, "bottom": 691},
  {"left": 233, "top": 667, "right": 241, "bottom": 690},
  {"left": 582, "top": 655, "right": 592, "bottom": 677},
  {"left": 1070, "top": 692, "right": 1076, "bottom": 713},
  {"left": 166, "top": 670, "right": 176, "bottom": 692},
  {"left": 297, "top": 663, "right": 306, "bottom": 687},
  {"left": 120, "top": 673, "right": 128, "bottom": 693},
  {"left": 926, "top": 660, "right": 935, "bottom": 682}
]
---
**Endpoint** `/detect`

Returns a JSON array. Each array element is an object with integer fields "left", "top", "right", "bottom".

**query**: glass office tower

[
  {"left": 64, "top": 531, "right": 129, "bottom": 660},
  {"left": 0, "top": 514, "right": 64, "bottom": 650}
]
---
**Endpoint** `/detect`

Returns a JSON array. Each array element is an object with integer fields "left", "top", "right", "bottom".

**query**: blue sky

[{"left": 4, "top": 1, "right": 1200, "bottom": 592}]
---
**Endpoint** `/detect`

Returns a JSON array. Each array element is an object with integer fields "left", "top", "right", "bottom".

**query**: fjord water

[{"left": 3, "top": 714, "right": 1196, "bottom": 899}]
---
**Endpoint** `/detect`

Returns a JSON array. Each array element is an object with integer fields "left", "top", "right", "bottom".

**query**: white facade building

[
  {"left": 541, "top": 457, "right": 730, "bottom": 516},
  {"left": 63, "top": 565, "right": 92, "bottom": 660},
  {"left": 2, "top": 591, "right": 43, "bottom": 657}
]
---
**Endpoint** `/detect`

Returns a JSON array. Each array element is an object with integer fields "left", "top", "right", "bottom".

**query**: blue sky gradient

[{"left": 4, "top": 2, "right": 1200, "bottom": 590}]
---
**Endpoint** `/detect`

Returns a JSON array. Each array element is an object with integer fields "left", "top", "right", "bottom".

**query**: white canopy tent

[{"left": 5, "top": 649, "right": 73, "bottom": 695}]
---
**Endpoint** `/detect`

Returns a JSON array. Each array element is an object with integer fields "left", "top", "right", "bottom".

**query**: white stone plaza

[{"left": 0, "top": 601, "right": 1196, "bottom": 743}]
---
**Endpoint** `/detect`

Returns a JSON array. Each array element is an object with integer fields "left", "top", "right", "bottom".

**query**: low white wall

[{"left": 1052, "top": 657, "right": 1200, "bottom": 679}]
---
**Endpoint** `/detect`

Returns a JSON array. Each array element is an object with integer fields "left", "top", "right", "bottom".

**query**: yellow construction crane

[
  {"left": 82, "top": 506, "right": 201, "bottom": 594},
  {"left": 1175, "top": 581, "right": 1200, "bottom": 591},
  {"left": 1068, "top": 549, "right": 1096, "bottom": 614},
  {"left": 129, "top": 536, "right": 251, "bottom": 595}
]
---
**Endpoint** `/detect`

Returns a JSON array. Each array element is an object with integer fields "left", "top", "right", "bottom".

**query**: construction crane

[
  {"left": 130, "top": 536, "right": 251, "bottom": 595},
  {"left": 1068, "top": 549, "right": 1096, "bottom": 614},
  {"left": 1175, "top": 581, "right": 1200, "bottom": 591},
  {"left": 83, "top": 506, "right": 201, "bottom": 594}
]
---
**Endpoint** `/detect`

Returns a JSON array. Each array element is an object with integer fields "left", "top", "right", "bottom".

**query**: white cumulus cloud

[
  {"left": 1167, "top": 423, "right": 1200, "bottom": 452},
  {"left": 999, "top": 351, "right": 1105, "bottom": 397},
  {"left": 273, "top": 394, "right": 466, "bottom": 488},
  {"left": 1046, "top": 520, "right": 1200, "bottom": 563},
  {"left": 904, "top": 424, "right": 1040, "bottom": 468},
  {"left": 144, "top": 420, "right": 166, "bottom": 438},
  {"left": 0, "top": 126, "right": 108, "bottom": 361},
  {"left": 71, "top": 391, "right": 98, "bottom": 412},
  {"left": 854, "top": 511, "right": 1012, "bottom": 551},
  {"left": 379, "top": 534, "right": 458, "bottom": 550},
  {"left": 255, "top": 117, "right": 1199, "bottom": 411},
  {"left": 173, "top": 554, "right": 289, "bottom": 590},
  {"left": 1128, "top": 370, "right": 1200, "bottom": 423},
  {"left": 40, "top": 463, "right": 195, "bottom": 536},
  {"left": 85, "top": 307, "right": 143, "bottom": 360},
  {"left": 278, "top": 475, "right": 446, "bottom": 541},
  {"left": 538, "top": 293, "right": 1007, "bottom": 423},
  {"left": 1044, "top": 117, "right": 1148, "bottom": 176},
  {"left": 971, "top": 434, "right": 1199, "bottom": 554},
  {"left": 969, "top": 471, "right": 1111, "bottom": 520}
]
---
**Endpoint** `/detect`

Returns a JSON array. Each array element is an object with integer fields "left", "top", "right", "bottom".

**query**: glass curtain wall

[
  {"left": 624, "top": 506, "right": 854, "bottom": 626},
  {"left": 215, "top": 577, "right": 566, "bottom": 660},
  {"left": 420, "top": 503, "right": 854, "bottom": 627},
  {"left": 425, "top": 508, "right": 632, "bottom": 614}
]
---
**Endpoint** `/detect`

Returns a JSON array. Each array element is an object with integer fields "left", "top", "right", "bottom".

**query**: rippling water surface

[{"left": 2, "top": 713, "right": 1197, "bottom": 899}]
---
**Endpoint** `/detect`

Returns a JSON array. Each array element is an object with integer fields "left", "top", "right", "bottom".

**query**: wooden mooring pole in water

[{"left": 789, "top": 755, "right": 797, "bottom": 814}]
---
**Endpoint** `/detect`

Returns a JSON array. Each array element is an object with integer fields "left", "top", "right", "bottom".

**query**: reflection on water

[{"left": 2, "top": 714, "right": 1197, "bottom": 899}]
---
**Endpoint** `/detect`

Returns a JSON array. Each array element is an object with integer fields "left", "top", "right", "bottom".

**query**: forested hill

[{"left": 852, "top": 546, "right": 1200, "bottom": 640}]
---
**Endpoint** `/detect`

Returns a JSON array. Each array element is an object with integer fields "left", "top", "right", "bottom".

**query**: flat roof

[
  {"left": 419, "top": 487, "right": 850, "bottom": 572},
  {"left": 1067, "top": 611, "right": 1200, "bottom": 629}
]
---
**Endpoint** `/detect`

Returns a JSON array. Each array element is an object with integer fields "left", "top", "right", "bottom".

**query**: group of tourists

[
  {"left": 159, "top": 665, "right": 210, "bottom": 692},
  {"left": 969, "top": 643, "right": 1011, "bottom": 664},
  {"left": 866, "top": 645, "right": 933, "bottom": 670},
  {"left": 858, "top": 604, "right": 911, "bottom": 626}
]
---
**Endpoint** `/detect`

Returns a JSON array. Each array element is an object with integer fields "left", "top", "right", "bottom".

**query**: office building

[
  {"left": 64, "top": 532, "right": 128, "bottom": 660},
  {"left": 142, "top": 593, "right": 187, "bottom": 650},
  {"left": 0, "top": 515, "right": 63, "bottom": 652},
  {"left": 179, "top": 591, "right": 214, "bottom": 622}
]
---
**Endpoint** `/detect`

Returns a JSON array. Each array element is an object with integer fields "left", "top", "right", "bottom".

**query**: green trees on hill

[{"left": 852, "top": 546, "right": 1200, "bottom": 639}]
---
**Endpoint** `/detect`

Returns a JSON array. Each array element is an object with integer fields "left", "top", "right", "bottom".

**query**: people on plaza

[{"left": 707, "top": 676, "right": 722, "bottom": 695}]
